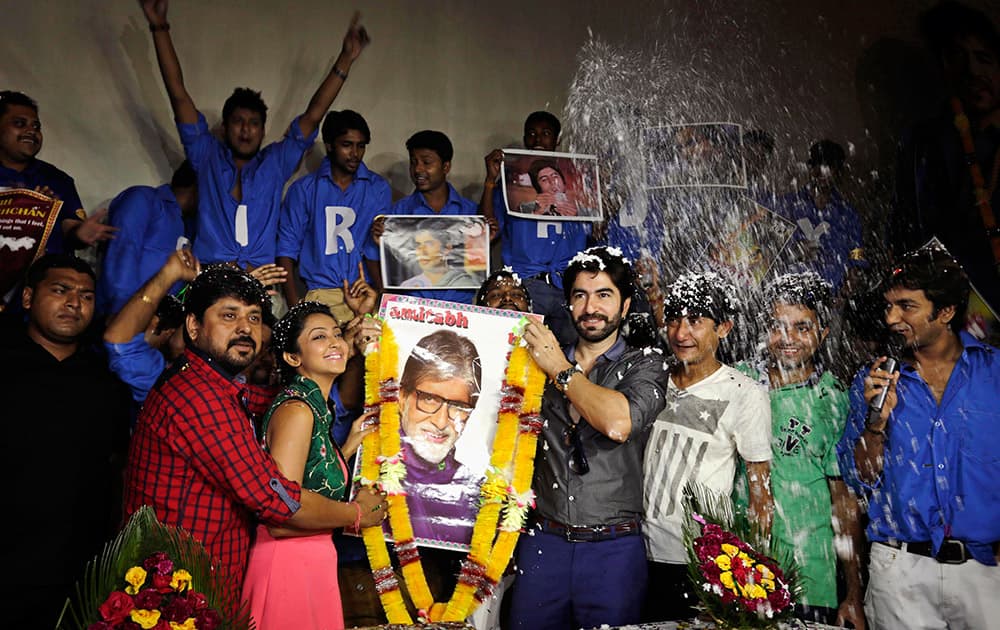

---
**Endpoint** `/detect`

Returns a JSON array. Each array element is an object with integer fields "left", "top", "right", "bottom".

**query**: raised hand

[
  {"left": 248, "top": 263, "right": 288, "bottom": 295},
  {"left": 139, "top": 0, "right": 168, "bottom": 25},
  {"left": 340, "top": 12, "right": 370, "bottom": 63},
  {"left": 344, "top": 262, "right": 377, "bottom": 316},
  {"left": 484, "top": 148, "right": 504, "bottom": 183},
  {"left": 74, "top": 208, "right": 119, "bottom": 246}
]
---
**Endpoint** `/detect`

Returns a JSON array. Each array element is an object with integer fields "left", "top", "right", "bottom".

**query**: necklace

[{"left": 358, "top": 322, "right": 545, "bottom": 623}]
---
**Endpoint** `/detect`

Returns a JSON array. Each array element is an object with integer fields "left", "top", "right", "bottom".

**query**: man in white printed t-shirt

[{"left": 642, "top": 272, "right": 774, "bottom": 623}]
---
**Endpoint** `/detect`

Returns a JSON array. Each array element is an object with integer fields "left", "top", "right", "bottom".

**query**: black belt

[
  {"left": 882, "top": 538, "right": 999, "bottom": 564},
  {"left": 536, "top": 517, "right": 641, "bottom": 543}
]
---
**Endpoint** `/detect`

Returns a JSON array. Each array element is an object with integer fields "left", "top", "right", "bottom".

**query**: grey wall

[{"left": 1, "top": 0, "right": 996, "bottom": 213}]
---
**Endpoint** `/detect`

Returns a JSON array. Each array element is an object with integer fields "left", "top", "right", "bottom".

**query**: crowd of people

[{"left": 2, "top": 1, "right": 1000, "bottom": 629}]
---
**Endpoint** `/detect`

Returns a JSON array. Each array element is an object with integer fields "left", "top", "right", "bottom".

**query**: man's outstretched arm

[
  {"left": 296, "top": 12, "right": 370, "bottom": 138},
  {"left": 140, "top": 0, "right": 198, "bottom": 125}
]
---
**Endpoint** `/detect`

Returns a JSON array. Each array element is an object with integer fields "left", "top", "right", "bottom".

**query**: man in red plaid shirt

[{"left": 124, "top": 261, "right": 386, "bottom": 599}]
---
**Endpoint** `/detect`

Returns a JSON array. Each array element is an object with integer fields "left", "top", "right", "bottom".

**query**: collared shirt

[
  {"left": 385, "top": 184, "right": 480, "bottom": 304},
  {"left": 773, "top": 186, "right": 865, "bottom": 291},
  {"left": 124, "top": 347, "right": 302, "bottom": 596},
  {"left": 178, "top": 112, "right": 317, "bottom": 268},
  {"left": 0, "top": 158, "right": 83, "bottom": 254},
  {"left": 534, "top": 337, "right": 668, "bottom": 526},
  {"left": 837, "top": 332, "right": 1000, "bottom": 565},
  {"left": 104, "top": 332, "right": 166, "bottom": 404},
  {"left": 401, "top": 442, "right": 481, "bottom": 545},
  {"left": 1, "top": 328, "right": 129, "bottom": 588},
  {"left": 98, "top": 184, "right": 189, "bottom": 315},
  {"left": 277, "top": 159, "right": 390, "bottom": 290},
  {"left": 492, "top": 187, "right": 590, "bottom": 289}
]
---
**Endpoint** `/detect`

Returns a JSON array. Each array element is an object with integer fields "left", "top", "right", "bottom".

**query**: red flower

[
  {"left": 195, "top": 608, "right": 222, "bottom": 630},
  {"left": 162, "top": 595, "right": 196, "bottom": 621},
  {"left": 185, "top": 590, "right": 209, "bottom": 610},
  {"left": 143, "top": 552, "right": 174, "bottom": 576},
  {"left": 87, "top": 623, "right": 113, "bottom": 630},
  {"left": 153, "top": 621, "right": 172, "bottom": 630},
  {"left": 98, "top": 591, "right": 134, "bottom": 625},
  {"left": 134, "top": 588, "right": 164, "bottom": 610},
  {"left": 152, "top": 572, "right": 174, "bottom": 593}
]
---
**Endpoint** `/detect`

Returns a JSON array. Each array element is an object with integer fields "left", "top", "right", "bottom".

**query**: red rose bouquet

[
  {"left": 60, "top": 507, "right": 250, "bottom": 630},
  {"left": 683, "top": 487, "right": 800, "bottom": 629}
]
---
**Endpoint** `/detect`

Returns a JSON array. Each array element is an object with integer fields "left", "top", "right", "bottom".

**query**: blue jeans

[{"left": 508, "top": 530, "right": 648, "bottom": 629}]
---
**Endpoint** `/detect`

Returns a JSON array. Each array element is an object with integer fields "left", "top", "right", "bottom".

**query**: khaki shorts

[{"left": 303, "top": 288, "right": 356, "bottom": 326}]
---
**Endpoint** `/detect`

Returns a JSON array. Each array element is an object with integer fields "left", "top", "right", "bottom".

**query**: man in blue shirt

[
  {"left": 0, "top": 91, "right": 117, "bottom": 308},
  {"left": 139, "top": 0, "right": 370, "bottom": 269},
  {"left": 98, "top": 161, "right": 197, "bottom": 316},
  {"left": 277, "top": 110, "right": 390, "bottom": 323},
  {"left": 837, "top": 246, "right": 1000, "bottom": 629},
  {"left": 373, "top": 130, "right": 480, "bottom": 304},
  {"left": 774, "top": 140, "right": 866, "bottom": 295},
  {"left": 479, "top": 112, "right": 590, "bottom": 345}
]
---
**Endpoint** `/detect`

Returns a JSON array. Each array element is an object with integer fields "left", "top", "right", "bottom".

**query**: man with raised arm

[
  {"left": 139, "top": 0, "right": 369, "bottom": 268},
  {"left": 277, "top": 109, "right": 390, "bottom": 320},
  {"left": 837, "top": 246, "right": 1000, "bottom": 629},
  {"left": 479, "top": 112, "right": 591, "bottom": 345},
  {"left": 124, "top": 265, "right": 387, "bottom": 603},
  {"left": 509, "top": 246, "right": 668, "bottom": 630}
]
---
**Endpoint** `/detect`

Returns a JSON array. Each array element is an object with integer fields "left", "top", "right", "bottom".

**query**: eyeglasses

[
  {"left": 413, "top": 389, "right": 475, "bottom": 423},
  {"left": 564, "top": 423, "right": 590, "bottom": 475}
]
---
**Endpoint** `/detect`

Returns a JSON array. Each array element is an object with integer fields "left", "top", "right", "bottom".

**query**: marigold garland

[{"left": 359, "top": 319, "right": 544, "bottom": 624}]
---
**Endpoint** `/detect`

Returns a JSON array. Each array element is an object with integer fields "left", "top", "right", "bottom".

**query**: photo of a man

[
  {"left": 398, "top": 329, "right": 483, "bottom": 543},
  {"left": 380, "top": 215, "right": 487, "bottom": 291},
  {"left": 502, "top": 149, "right": 602, "bottom": 221}
]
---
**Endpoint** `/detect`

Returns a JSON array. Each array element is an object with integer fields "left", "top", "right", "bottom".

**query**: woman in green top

[{"left": 242, "top": 301, "right": 381, "bottom": 629}]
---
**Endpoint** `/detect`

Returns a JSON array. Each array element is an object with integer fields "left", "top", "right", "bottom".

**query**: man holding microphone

[{"left": 837, "top": 246, "right": 1000, "bottom": 629}]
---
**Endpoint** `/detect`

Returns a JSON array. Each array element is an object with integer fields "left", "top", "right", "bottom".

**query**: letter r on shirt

[{"left": 325, "top": 206, "right": 357, "bottom": 255}]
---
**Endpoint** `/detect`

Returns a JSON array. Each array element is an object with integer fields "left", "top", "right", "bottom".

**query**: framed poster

[
  {"left": 353, "top": 294, "right": 538, "bottom": 550},
  {"left": 642, "top": 122, "right": 746, "bottom": 189},
  {"left": 0, "top": 188, "right": 63, "bottom": 309},
  {"left": 380, "top": 215, "right": 489, "bottom": 291},
  {"left": 500, "top": 149, "right": 602, "bottom": 221}
]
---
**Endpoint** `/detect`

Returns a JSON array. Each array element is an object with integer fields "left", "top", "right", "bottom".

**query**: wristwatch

[{"left": 555, "top": 366, "right": 580, "bottom": 393}]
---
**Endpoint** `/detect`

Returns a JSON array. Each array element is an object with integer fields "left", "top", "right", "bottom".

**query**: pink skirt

[{"left": 242, "top": 524, "right": 344, "bottom": 629}]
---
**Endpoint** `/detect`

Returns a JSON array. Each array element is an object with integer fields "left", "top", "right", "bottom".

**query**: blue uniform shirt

[
  {"left": 105, "top": 333, "right": 166, "bottom": 405},
  {"left": 277, "top": 159, "right": 390, "bottom": 289},
  {"left": 493, "top": 187, "right": 589, "bottom": 289},
  {"left": 99, "top": 184, "right": 190, "bottom": 315},
  {"left": 773, "top": 187, "right": 865, "bottom": 292},
  {"left": 837, "top": 332, "right": 1000, "bottom": 565},
  {"left": 0, "top": 158, "right": 83, "bottom": 254},
  {"left": 386, "top": 184, "right": 479, "bottom": 304},
  {"left": 178, "top": 112, "right": 317, "bottom": 268}
]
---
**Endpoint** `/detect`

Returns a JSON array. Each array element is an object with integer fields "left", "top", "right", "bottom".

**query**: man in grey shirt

[{"left": 509, "top": 246, "right": 668, "bottom": 630}]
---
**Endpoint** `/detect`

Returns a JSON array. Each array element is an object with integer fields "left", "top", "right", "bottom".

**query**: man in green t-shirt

[{"left": 739, "top": 272, "right": 866, "bottom": 629}]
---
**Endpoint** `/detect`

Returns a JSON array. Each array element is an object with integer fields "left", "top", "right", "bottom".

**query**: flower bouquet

[
  {"left": 683, "top": 486, "right": 799, "bottom": 629},
  {"left": 60, "top": 506, "right": 251, "bottom": 630}
]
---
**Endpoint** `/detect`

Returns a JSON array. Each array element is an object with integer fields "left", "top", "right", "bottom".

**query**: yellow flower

[
  {"left": 124, "top": 566, "right": 147, "bottom": 595},
  {"left": 739, "top": 581, "right": 768, "bottom": 600},
  {"left": 720, "top": 571, "right": 736, "bottom": 591},
  {"left": 170, "top": 618, "right": 198, "bottom": 630},
  {"left": 130, "top": 609, "right": 161, "bottom": 629},
  {"left": 171, "top": 569, "right": 193, "bottom": 592},
  {"left": 721, "top": 543, "right": 740, "bottom": 557}
]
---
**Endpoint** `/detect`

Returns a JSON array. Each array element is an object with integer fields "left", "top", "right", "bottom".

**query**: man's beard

[
  {"left": 573, "top": 310, "right": 623, "bottom": 343},
  {"left": 213, "top": 335, "right": 257, "bottom": 375}
]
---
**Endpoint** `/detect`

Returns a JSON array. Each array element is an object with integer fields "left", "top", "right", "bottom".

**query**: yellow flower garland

[{"left": 359, "top": 320, "right": 545, "bottom": 624}]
